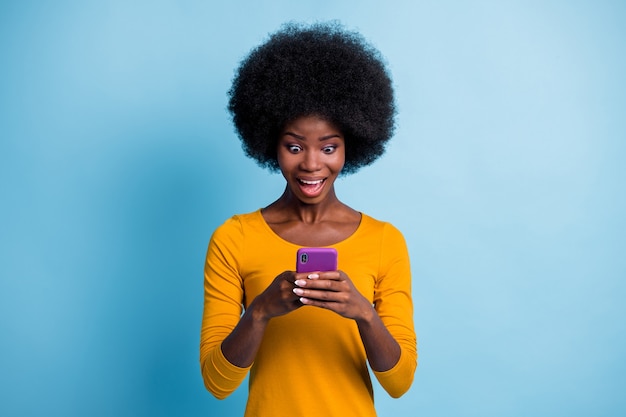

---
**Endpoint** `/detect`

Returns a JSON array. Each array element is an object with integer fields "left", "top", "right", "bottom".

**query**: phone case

[{"left": 296, "top": 247, "right": 338, "bottom": 273}]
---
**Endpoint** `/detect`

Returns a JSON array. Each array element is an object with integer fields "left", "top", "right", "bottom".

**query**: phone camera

[{"left": 300, "top": 253, "right": 308, "bottom": 264}]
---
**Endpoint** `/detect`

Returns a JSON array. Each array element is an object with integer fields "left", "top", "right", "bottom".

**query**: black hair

[{"left": 227, "top": 21, "right": 396, "bottom": 174}]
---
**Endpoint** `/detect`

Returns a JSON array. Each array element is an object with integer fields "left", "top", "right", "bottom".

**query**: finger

[
  {"left": 294, "top": 271, "right": 342, "bottom": 281},
  {"left": 299, "top": 297, "right": 324, "bottom": 307},
  {"left": 315, "top": 271, "right": 343, "bottom": 281},
  {"left": 293, "top": 288, "right": 343, "bottom": 301},
  {"left": 279, "top": 271, "right": 298, "bottom": 284},
  {"left": 298, "top": 297, "right": 343, "bottom": 314},
  {"left": 295, "top": 278, "right": 344, "bottom": 292},
  {"left": 294, "top": 272, "right": 322, "bottom": 280}
]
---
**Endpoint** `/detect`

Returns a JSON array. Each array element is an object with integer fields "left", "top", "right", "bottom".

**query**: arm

[
  {"left": 293, "top": 223, "right": 416, "bottom": 397},
  {"left": 369, "top": 223, "right": 417, "bottom": 397},
  {"left": 200, "top": 218, "right": 305, "bottom": 398},
  {"left": 220, "top": 270, "right": 303, "bottom": 367},
  {"left": 295, "top": 272, "right": 401, "bottom": 372},
  {"left": 355, "top": 304, "right": 402, "bottom": 372},
  {"left": 200, "top": 219, "right": 249, "bottom": 399}
]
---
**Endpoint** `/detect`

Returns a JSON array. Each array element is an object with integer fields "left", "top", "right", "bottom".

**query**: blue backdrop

[{"left": 1, "top": 1, "right": 625, "bottom": 416}]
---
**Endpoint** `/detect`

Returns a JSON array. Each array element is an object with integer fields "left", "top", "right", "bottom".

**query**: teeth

[{"left": 299, "top": 179, "right": 324, "bottom": 185}]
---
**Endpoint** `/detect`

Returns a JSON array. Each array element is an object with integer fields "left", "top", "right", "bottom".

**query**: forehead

[{"left": 282, "top": 115, "right": 343, "bottom": 137}]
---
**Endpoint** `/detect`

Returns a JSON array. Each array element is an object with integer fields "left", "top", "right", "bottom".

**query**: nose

[{"left": 299, "top": 150, "right": 322, "bottom": 172}]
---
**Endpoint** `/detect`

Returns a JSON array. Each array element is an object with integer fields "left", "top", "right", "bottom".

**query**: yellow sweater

[{"left": 200, "top": 210, "right": 417, "bottom": 416}]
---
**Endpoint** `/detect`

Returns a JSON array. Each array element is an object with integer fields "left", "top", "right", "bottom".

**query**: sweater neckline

[{"left": 254, "top": 208, "right": 366, "bottom": 248}]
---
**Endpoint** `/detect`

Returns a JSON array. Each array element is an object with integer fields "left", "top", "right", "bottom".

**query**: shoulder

[
  {"left": 356, "top": 213, "right": 409, "bottom": 259},
  {"left": 358, "top": 214, "right": 411, "bottom": 277},
  {"left": 360, "top": 213, "right": 406, "bottom": 241},
  {"left": 210, "top": 209, "right": 264, "bottom": 245}
]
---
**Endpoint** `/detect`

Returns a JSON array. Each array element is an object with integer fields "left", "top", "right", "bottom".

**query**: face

[{"left": 277, "top": 115, "right": 345, "bottom": 205}]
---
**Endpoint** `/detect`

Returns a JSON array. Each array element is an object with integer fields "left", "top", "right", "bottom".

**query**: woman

[{"left": 200, "top": 22, "right": 417, "bottom": 416}]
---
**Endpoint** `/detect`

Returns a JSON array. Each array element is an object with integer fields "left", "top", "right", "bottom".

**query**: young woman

[{"left": 200, "top": 22, "right": 417, "bottom": 416}]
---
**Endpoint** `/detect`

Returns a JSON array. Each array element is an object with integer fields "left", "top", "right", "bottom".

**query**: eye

[
  {"left": 287, "top": 144, "right": 302, "bottom": 153},
  {"left": 322, "top": 145, "right": 337, "bottom": 154}
]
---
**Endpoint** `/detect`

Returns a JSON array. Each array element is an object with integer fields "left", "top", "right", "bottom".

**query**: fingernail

[
  {"left": 294, "top": 279, "right": 307, "bottom": 287},
  {"left": 293, "top": 288, "right": 304, "bottom": 296},
  {"left": 307, "top": 273, "right": 319, "bottom": 279}
]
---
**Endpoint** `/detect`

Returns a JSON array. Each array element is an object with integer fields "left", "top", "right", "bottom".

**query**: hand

[
  {"left": 220, "top": 270, "right": 305, "bottom": 368},
  {"left": 251, "top": 271, "right": 304, "bottom": 321},
  {"left": 292, "top": 271, "right": 373, "bottom": 321}
]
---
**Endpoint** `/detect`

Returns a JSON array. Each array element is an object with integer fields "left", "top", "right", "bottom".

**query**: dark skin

[{"left": 220, "top": 115, "right": 401, "bottom": 373}]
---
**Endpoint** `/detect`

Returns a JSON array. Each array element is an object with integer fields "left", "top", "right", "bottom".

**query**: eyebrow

[{"left": 283, "top": 132, "right": 342, "bottom": 141}]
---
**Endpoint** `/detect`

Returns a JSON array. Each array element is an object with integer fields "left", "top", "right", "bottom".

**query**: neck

[{"left": 271, "top": 185, "right": 343, "bottom": 224}]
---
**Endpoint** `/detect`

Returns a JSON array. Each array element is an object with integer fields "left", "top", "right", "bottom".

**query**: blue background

[{"left": 1, "top": 1, "right": 625, "bottom": 416}]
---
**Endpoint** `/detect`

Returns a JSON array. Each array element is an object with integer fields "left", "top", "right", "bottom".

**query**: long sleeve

[
  {"left": 199, "top": 217, "right": 251, "bottom": 399},
  {"left": 198, "top": 210, "right": 416, "bottom": 415},
  {"left": 372, "top": 223, "right": 417, "bottom": 397}
]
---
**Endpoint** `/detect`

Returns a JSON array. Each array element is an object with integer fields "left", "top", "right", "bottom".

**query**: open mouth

[{"left": 297, "top": 178, "right": 326, "bottom": 197}]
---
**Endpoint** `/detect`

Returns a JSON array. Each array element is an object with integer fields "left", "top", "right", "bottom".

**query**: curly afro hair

[{"left": 227, "top": 21, "right": 396, "bottom": 174}]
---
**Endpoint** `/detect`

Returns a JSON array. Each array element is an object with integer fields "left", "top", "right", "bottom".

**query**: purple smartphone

[{"left": 296, "top": 247, "right": 338, "bottom": 273}]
